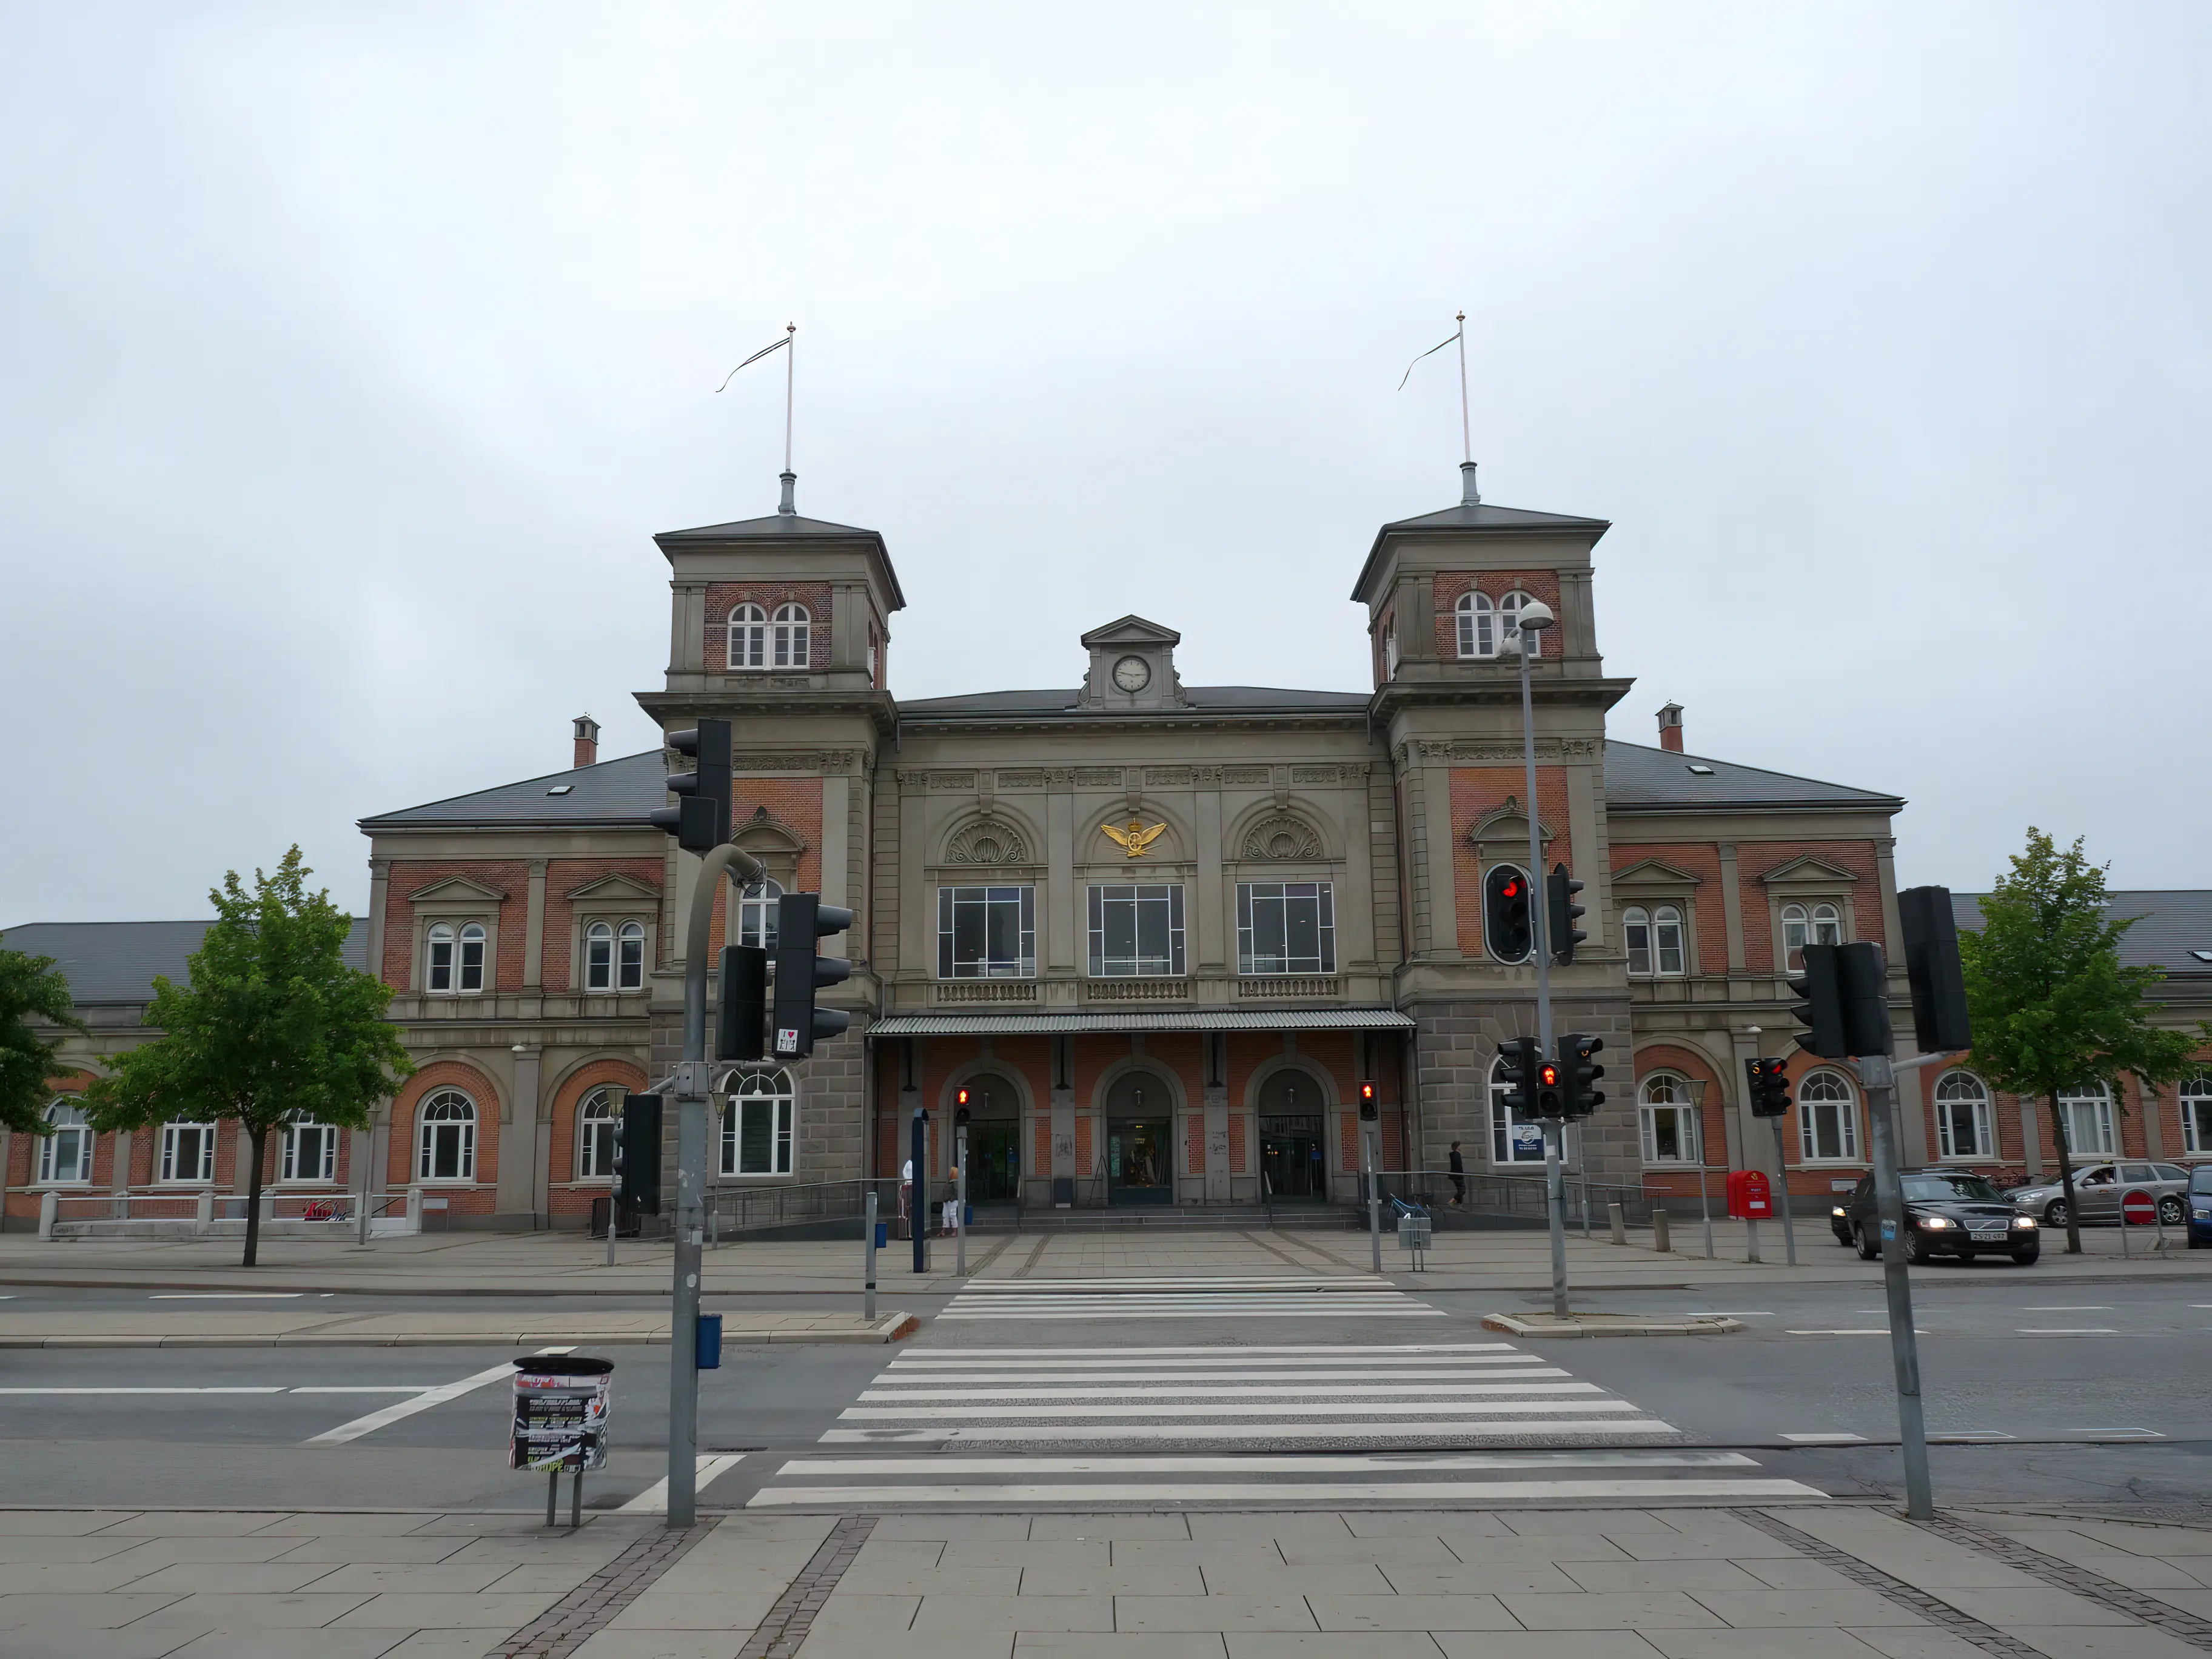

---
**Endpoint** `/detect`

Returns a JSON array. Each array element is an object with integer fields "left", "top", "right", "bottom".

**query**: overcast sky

[{"left": 4, "top": 3, "right": 2207, "bottom": 925}]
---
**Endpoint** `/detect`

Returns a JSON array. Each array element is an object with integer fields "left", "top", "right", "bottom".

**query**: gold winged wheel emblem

[{"left": 1102, "top": 817, "right": 1168, "bottom": 859}]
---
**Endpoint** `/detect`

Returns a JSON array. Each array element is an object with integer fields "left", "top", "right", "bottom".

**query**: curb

[{"left": 1481, "top": 1312, "right": 1743, "bottom": 1338}]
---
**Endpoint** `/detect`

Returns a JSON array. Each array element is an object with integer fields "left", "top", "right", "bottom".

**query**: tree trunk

[
  {"left": 243, "top": 1122, "right": 267, "bottom": 1269},
  {"left": 2049, "top": 1091, "right": 2082, "bottom": 1255}
]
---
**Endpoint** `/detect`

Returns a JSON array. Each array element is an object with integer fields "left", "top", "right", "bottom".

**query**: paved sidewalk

[
  {"left": 0, "top": 1308, "right": 917, "bottom": 1349},
  {"left": 0, "top": 1221, "right": 2201, "bottom": 1300},
  {"left": 4, "top": 1502, "right": 2208, "bottom": 1658}
]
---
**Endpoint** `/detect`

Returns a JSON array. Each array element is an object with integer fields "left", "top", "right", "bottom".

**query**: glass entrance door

[
  {"left": 1108, "top": 1118, "right": 1171, "bottom": 1204},
  {"left": 1259, "top": 1113, "right": 1324, "bottom": 1199},
  {"left": 967, "top": 1121, "right": 1020, "bottom": 1202}
]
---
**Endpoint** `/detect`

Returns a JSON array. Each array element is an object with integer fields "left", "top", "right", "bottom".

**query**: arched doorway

[
  {"left": 953, "top": 1073, "right": 1021, "bottom": 1203},
  {"left": 1102, "top": 1070, "right": 1174, "bottom": 1205},
  {"left": 1256, "top": 1068, "right": 1327, "bottom": 1200}
]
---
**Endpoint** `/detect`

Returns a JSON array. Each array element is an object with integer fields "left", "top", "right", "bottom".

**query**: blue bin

[
  {"left": 874, "top": 1221, "right": 888, "bottom": 1248},
  {"left": 695, "top": 1313, "right": 723, "bottom": 1370}
]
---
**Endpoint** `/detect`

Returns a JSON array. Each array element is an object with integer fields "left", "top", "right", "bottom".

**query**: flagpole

[
  {"left": 783, "top": 323, "right": 795, "bottom": 475},
  {"left": 1455, "top": 312, "right": 1470, "bottom": 465}
]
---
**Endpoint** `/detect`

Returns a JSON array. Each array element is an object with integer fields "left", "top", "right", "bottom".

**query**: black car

[
  {"left": 1846, "top": 1168, "right": 2040, "bottom": 1265},
  {"left": 1830, "top": 1176, "right": 1870, "bottom": 1246}
]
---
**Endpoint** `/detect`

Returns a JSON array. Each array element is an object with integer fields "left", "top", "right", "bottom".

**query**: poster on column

[{"left": 510, "top": 1356, "right": 612, "bottom": 1472}]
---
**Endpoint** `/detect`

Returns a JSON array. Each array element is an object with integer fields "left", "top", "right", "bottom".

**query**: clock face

[{"left": 1112, "top": 654, "right": 1151, "bottom": 692}]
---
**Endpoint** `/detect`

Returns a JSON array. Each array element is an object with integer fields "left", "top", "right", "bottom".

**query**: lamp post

[
  {"left": 1507, "top": 600, "right": 1569, "bottom": 1319},
  {"left": 1686, "top": 1077, "right": 1714, "bottom": 1259}
]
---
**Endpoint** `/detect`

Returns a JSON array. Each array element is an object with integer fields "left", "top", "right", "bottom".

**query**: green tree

[
  {"left": 1960, "top": 829, "right": 2207, "bottom": 1254},
  {"left": 84, "top": 849, "right": 415, "bottom": 1267},
  {"left": 1, "top": 950, "right": 89, "bottom": 1134}
]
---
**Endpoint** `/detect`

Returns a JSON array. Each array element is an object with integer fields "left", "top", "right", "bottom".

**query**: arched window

[
  {"left": 1623, "top": 907, "right": 1651, "bottom": 976},
  {"left": 721, "top": 1070, "right": 795, "bottom": 1176},
  {"left": 1455, "top": 590, "right": 1497, "bottom": 659},
  {"left": 2182, "top": 1075, "right": 2212, "bottom": 1156},
  {"left": 1500, "top": 589, "right": 1535, "bottom": 655},
  {"left": 281, "top": 1115, "right": 337, "bottom": 1183},
  {"left": 1797, "top": 1069, "right": 1860, "bottom": 1162},
  {"left": 417, "top": 1090, "right": 477, "bottom": 1182},
  {"left": 1781, "top": 902, "right": 1843, "bottom": 972},
  {"left": 428, "top": 923, "right": 486, "bottom": 994},
  {"left": 1639, "top": 1073, "right": 1699, "bottom": 1164},
  {"left": 1934, "top": 1070, "right": 1993, "bottom": 1160},
  {"left": 159, "top": 1120, "right": 216, "bottom": 1184},
  {"left": 771, "top": 603, "right": 809, "bottom": 669},
  {"left": 2057, "top": 1082, "right": 2116, "bottom": 1157},
  {"left": 728, "top": 603, "right": 766, "bottom": 669},
  {"left": 1627, "top": 907, "right": 1684, "bottom": 977},
  {"left": 1489, "top": 1050, "right": 1548, "bottom": 1165},
  {"left": 427, "top": 923, "right": 454, "bottom": 991},
  {"left": 738, "top": 880, "right": 783, "bottom": 951},
  {"left": 37, "top": 1100, "right": 92, "bottom": 1185},
  {"left": 577, "top": 1088, "right": 620, "bottom": 1180},
  {"left": 617, "top": 921, "right": 644, "bottom": 990},
  {"left": 583, "top": 922, "right": 646, "bottom": 993}
]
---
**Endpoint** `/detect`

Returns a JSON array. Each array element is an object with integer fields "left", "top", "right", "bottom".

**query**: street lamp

[
  {"left": 1686, "top": 1077, "right": 1714, "bottom": 1259},
  {"left": 1505, "top": 600, "right": 1570, "bottom": 1317}
]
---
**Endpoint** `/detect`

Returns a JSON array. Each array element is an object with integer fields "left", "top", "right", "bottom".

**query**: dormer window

[
  {"left": 771, "top": 604, "right": 810, "bottom": 669},
  {"left": 728, "top": 603, "right": 767, "bottom": 669},
  {"left": 1455, "top": 590, "right": 1497, "bottom": 658}
]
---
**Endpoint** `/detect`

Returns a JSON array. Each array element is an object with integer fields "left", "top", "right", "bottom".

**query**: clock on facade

[{"left": 1112, "top": 654, "right": 1151, "bottom": 692}]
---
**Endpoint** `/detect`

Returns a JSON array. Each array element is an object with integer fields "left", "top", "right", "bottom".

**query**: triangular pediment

[
  {"left": 1612, "top": 857, "right": 1703, "bottom": 889},
  {"left": 406, "top": 875, "right": 507, "bottom": 903},
  {"left": 1080, "top": 614, "right": 1182, "bottom": 648},
  {"left": 563, "top": 873, "right": 660, "bottom": 903},
  {"left": 1760, "top": 855, "right": 1860, "bottom": 886}
]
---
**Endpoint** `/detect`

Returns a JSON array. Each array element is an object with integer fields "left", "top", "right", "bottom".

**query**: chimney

[
  {"left": 572, "top": 714, "right": 601, "bottom": 769},
  {"left": 1657, "top": 702, "right": 1684, "bottom": 754}
]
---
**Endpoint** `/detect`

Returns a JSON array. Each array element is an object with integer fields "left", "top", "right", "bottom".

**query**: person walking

[{"left": 1449, "top": 1141, "right": 1466, "bottom": 1208}]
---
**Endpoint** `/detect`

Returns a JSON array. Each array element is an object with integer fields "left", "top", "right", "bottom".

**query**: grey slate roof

[
  {"left": 1352, "top": 494, "right": 1613, "bottom": 600},
  {"left": 1951, "top": 890, "right": 2212, "bottom": 978},
  {"left": 359, "top": 751, "right": 668, "bottom": 831},
  {"left": 1603, "top": 740, "right": 1902, "bottom": 812},
  {"left": 656, "top": 512, "right": 882, "bottom": 543},
  {"left": 0, "top": 919, "right": 369, "bottom": 1007}
]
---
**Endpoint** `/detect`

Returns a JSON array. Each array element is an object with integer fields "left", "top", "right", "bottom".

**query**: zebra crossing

[
  {"left": 934, "top": 1275, "right": 1443, "bottom": 1320},
  {"left": 746, "top": 1339, "right": 1825, "bottom": 1507}
]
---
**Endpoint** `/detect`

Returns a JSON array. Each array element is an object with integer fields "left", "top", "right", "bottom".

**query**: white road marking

[
  {"left": 878, "top": 1367, "right": 1559, "bottom": 1384},
  {"left": 1782, "top": 1432, "right": 1867, "bottom": 1444},
  {"left": 2025, "top": 1305, "right": 2111, "bottom": 1311},
  {"left": 786, "top": 1451, "right": 1762, "bottom": 1475},
  {"left": 750, "top": 1477, "right": 1823, "bottom": 1506},
  {"left": 1789, "top": 1329, "right": 1929, "bottom": 1336},
  {"left": 859, "top": 1382, "right": 1595, "bottom": 1403},
  {"left": 2017, "top": 1328, "right": 2116, "bottom": 1335},
  {"left": 1689, "top": 1311, "right": 1774, "bottom": 1317},
  {"left": 841, "top": 1399, "right": 1647, "bottom": 1421},
  {"left": 1930, "top": 1430, "right": 2013, "bottom": 1442},
  {"left": 819, "top": 1419, "right": 1680, "bottom": 1444},
  {"left": 307, "top": 1350, "right": 570, "bottom": 1446},
  {"left": 891, "top": 1344, "right": 1513, "bottom": 1357},
  {"left": 0, "top": 1386, "right": 283, "bottom": 1395},
  {"left": 618, "top": 1454, "right": 745, "bottom": 1513},
  {"left": 149, "top": 1292, "right": 303, "bottom": 1299},
  {"left": 2071, "top": 1427, "right": 2161, "bottom": 1438},
  {"left": 290, "top": 1386, "right": 438, "bottom": 1395}
]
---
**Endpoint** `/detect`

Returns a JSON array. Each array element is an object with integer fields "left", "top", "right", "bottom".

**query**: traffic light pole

[
  {"left": 668, "top": 840, "right": 763, "bottom": 1530},
  {"left": 1859, "top": 1048, "right": 1943, "bottom": 1522},
  {"left": 1769, "top": 1118, "right": 1798, "bottom": 1267},
  {"left": 1512, "top": 634, "right": 1568, "bottom": 1319}
]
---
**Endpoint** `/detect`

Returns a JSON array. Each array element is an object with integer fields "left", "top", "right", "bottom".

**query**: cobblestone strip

[
  {"left": 737, "top": 1512, "right": 877, "bottom": 1659},
  {"left": 1919, "top": 1512, "right": 2212, "bottom": 1653},
  {"left": 1736, "top": 1509, "right": 2045, "bottom": 1659},
  {"left": 485, "top": 1521, "right": 708, "bottom": 1659}
]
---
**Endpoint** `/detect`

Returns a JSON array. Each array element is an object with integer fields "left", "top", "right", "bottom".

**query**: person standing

[{"left": 1449, "top": 1141, "right": 1466, "bottom": 1208}]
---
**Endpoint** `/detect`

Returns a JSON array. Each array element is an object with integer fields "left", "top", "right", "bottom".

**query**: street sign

[
  {"left": 511, "top": 1355, "right": 613, "bottom": 1473},
  {"left": 2122, "top": 1188, "right": 2157, "bottom": 1227}
]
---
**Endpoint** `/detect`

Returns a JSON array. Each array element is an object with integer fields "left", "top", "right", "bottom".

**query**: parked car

[
  {"left": 1831, "top": 1176, "right": 1869, "bottom": 1247},
  {"left": 2190, "top": 1165, "right": 2212, "bottom": 1250},
  {"left": 2005, "top": 1161, "right": 2190, "bottom": 1229},
  {"left": 1848, "top": 1168, "right": 2040, "bottom": 1264}
]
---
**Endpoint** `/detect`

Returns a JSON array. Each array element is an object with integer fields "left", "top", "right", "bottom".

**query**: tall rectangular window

[
  {"left": 281, "top": 1120, "right": 337, "bottom": 1183},
  {"left": 1088, "top": 884, "right": 1184, "bottom": 976},
  {"left": 937, "top": 886, "right": 1036, "bottom": 979},
  {"left": 159, "top": 1122, "right": 215, "bottom": 1184},
  {"left": 1238, "top": 882, "right": 1335, "bottom": 975}
]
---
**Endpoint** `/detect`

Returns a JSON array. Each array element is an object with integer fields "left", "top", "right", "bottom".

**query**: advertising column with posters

[{"left": 512, "top": 1354, "right": 612, "bottom": 1526}]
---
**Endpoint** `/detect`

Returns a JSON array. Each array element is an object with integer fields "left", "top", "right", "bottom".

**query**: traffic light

[
  {"left": 1533, "top": 1057, "right": 1566, "bottom": 1119},
  {"left": 717, "top": 944, "right": 766, "bottom": 1062},
  {"left": 1483, "top": 865, "right": 1533, "bottom": 963},
  {"left": 1547, "top": 865, "right": 1586, "bottom": 966},
  {"left": 1746, "top": 1056, "right": 1792, "bottom": 1118},
  {"left": 1789, "top": 943, "right": 1848, "bottom": 1058},
  {"left": 649, "top": 721, "right": 732, "bottom": 853},
  {"left": 1358, "top": 1081, "right": 1379, "bottom": 1122},
  {"left": 770, "top": 893, "right": 854, "bottom": 1059},
  {"left": 616, "top": 1092, "right": 663, "bottom": 1215},
  {"left": 1836, "top": 940, "right": 1892, "bottom": 1059},
  {"left": 1561, "top": 1033, "right": 1605, "bottom": 1118},
  {"left": 954, "top": 1086, "right": 972, "bottom": 1127},
  {"left": 1898, "top": 886, "right": 1971, "bottom": 1054},
  {"left": 1496, "top": 1036, "right": 1540, "bottom": 1114}
]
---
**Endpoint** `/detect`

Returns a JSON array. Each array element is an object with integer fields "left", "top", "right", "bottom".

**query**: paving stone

[
  {"left": 835, "top": 1567, "right": 1024, "bottom": 1597},
  {"left": 270, "top": 1538, "right": 474, "bottom": 1564},
  {"left": 574, "top": 1634, "right": 777, "bottom": 1659},
  {"left": 1118, "top": 1541, "right": 1287, "bottom": 1568},
  {"left": 96, "top": 1513, "right": 297, "bottom": 1537},
  {"left": 1187, "top": 1515, "right": 1350, "bottom": 1543},
  {"left": 1443, "top": 1537, "right": 1635, "bottom": 1566},
  {"left": 329, "top": 1590, "right": 566, "bottom": 1628},
  {"left": 1734, "top": 1556, "right": 1862, "bottom": 1591},
  {"left": 1378, "top": 1563, "right": 1581, "bottom": 1596},
  {"left": 105, "top": 1537, "right": 311, "bottom": 1567},
  {"left": 1430, "top": 1638, "right": 1662, "bottom": 1659},
  {"left": 1228, "top": 1638, "right": 1449, "bottom": 1659},
  {"left": 1688, "top": 1587, "right": 1930, "bottom": 1628},
  {"left": 942, "top": 1542, "right": 1112, "bottom": 1570},
  {"left": 1310, "top": 1593, "right": 1520, "bottom": 1632},
  {"left": 1116, "top": 1594, "right": 1319, "bottom": 1633},
  {"left": 1644, "top": 1634, "right": 1887, "bottom": 1659},
  {"left": 1500, "top": 1512, "right": 1677, "bottom": 1536},
  {"left": 805, "top": 1592, "right": 921, "bottom": 1632},
  {"left": 154, "top": 1591, "right": 381, "bottom": 1627},
  {"left": 1560, "top": 1560, "right": 1768, "bottom": 1594},
  {"left": 0, "top": 1591, "right": 191, "bottom": 1630},
  {"left": 1022, "top": 1564, "right": 1204, "bottom": 1597},
  {"left": 605, "top": 1588, "right": 785, "bottom": 1629},
  {"left": 0, "top": 1561, "right": 167, "bottom": 1594},
  {"left": 1994, "top": 1627, "right": 2203, "bottom": 1659},
  {"left": 911, "top": 1593, "right": 1114, "bottom": 1633},
  {"left": 0, "top": 1631, "right": 216, "bottom": 1659},
  {"left": 1016, "top": 1637, "right": 1228, "bottom": 1657},
  {"left": 1203, "top": 1561, "right": 1391, "bottom": 1596},
  {"left": 873, "top": 1515, "right": 1031, "bottom": 1542},
  {"left": 129, "top": 1561, "right": 348, "bottom": 1594},
  {"left": 1922, "top": 1586, "right": 2135, "bottom": 1628},
  {"left": 375, "top": 1638, "right": 513, "bottom": 1659},
  {"left": 1349, "top": 1513, "right": 1512, "bottom": 1540},
  {"left": 1496, "top": 1590, "right": 1726, "bottom": 1630},
  {"left": 1279, "top": 1537, "right": 1460, "bottom": 1567},
  {"left": 1027, "top": 1515, "right": 1193, "bottom": 1541},
  {"left": 792, "top": 1634, "right": 1010, "bottom": 1659},
  {"left": 1841, "top": 1631, "right": 2009, "bottom": 1659},
  {"left": 162, "top": 1633, "right": 409, "bottom": 1659},
  {"left": 0, "top": 1511, "right": 142, "bottom": 1537},
  {"left": 1609, "top": 1531, "right": 1800, "bottom": 1561}
]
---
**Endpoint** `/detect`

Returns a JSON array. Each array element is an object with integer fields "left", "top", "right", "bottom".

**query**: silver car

[{"left": 2008, "top": 1161, "right": 2190, "bottom": 1228}]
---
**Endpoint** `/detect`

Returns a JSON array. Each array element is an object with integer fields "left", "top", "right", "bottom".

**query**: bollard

[
  {"left": 406, "top": 1185, "right": 424, "bottom": 1233},
  {"left": 195, "top": 1191, "right": 214, "bottom": 1235},
  {"left": 1746, "top": 1218, "right": 1763, "bottom": 1263},
  {"left": 863, "top": 1190, "right": 878, "bottom": 1321},
  {"left": 38, "top": 1189, "right": 58, "bottom": 1240},
  {"left": 1608, "top": 1201, "right": 1627, "bottom": 1246},
  {"left": 1652, "top": 1207, "right": 1671, "bottom": 1253}
]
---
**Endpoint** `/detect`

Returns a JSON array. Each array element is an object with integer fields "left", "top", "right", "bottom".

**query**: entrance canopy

[{"left": 869, "top": 1008, "right": 1413, "bottom": 1037}]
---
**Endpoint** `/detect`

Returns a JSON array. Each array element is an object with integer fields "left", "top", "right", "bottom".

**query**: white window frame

[
  {"left": 577, "top": 1088, "right": 619, "bottom": 1181},
  {"left": 426, "top": 921, "right": 486, "bottom": 995},
  {"left": 1797, "top": 1069, "right": 1862, "bottom": 1163},
  {"left": 416, "top": 1090, "right": 478, "bottom": 1183},
  {"left": 2057, "top": 1084, "right": 2117, "bottom": 1158},
  {"left": 1087, "top": 883, "right": 1186, "bottom": 977},
  {"left": 1382, "top": 620, "right": 1399, "bottom": 680},
  {"left": 1638, "top": 1073, "right": 1700, "bottom": 1164},
  {"left": 937, "top": 885, "right": 1037, "bottom": 979},
  {"left": 1500, "top": 589, "right": 1535, "bottom": 655},
  {"left": 1490, "top": 1051, "right": 1550, "bottom": 1165},
  {"left": 2182, "top": 1076, "right": 2212, "bottom": 1156},
  {"left": 739, "top": 880, "right": 783, "bottom": 951},
  {"left": 1624, "top": 905, "right": 1685, "bottom": 977},
  {"left": 1780, "top": 901, "right": 1843, "bottom": 972},
  {"left": 1933, "top": 1070, "right": 1994, "bottom": 1161},
  {"left": 279, "top": 1117, "right": 338, "bottom": 1184},
  {"left": 1455, "top": 589, "right": 1497, "bottom": 659},
  {"left": 158, "top": 1121, "right": 216, "bottom": 1185},
  {"left": 771, "top": 603, "right": 809, "bottom": 669},
  {"left": 585, "top": 920, "right": 645, "bottom": 992},
  {"left": 722, "top": 1070, "right": 796, "bottom": 1177},
  {"left": 1237, "top": 881, "right": 1336, "bottom": 976},
  {"left": 728, "top": 603, "right": 766, "bottom": 669},
  {"left": 36, "top": 1099, "right": 93, "bottom": 1186}
]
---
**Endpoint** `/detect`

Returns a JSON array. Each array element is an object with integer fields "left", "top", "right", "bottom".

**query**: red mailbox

[{"left": 1726, "top": 1169, "right": 1774, "bottom": 1220}]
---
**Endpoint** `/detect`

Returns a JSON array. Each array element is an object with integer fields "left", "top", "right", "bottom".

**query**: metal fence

[{"left": 1367, "top": 1168, "right": 1657, "bottom": 1232}]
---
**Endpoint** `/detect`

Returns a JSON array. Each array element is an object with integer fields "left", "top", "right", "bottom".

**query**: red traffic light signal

[
  {"left": 1537, "top": 1062, "right": 1560, "bottom": 1088},
  {"left": 1358, "top": 1081, "right": 1378, "bottom": 1121}
]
